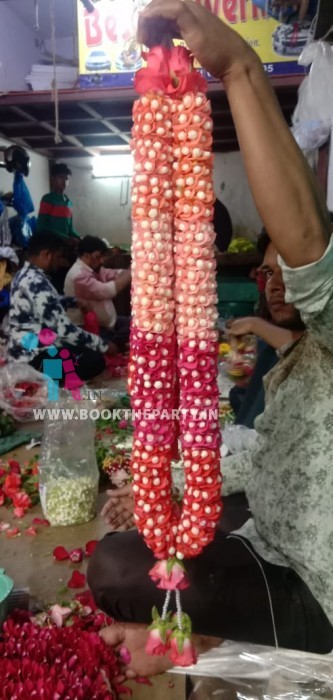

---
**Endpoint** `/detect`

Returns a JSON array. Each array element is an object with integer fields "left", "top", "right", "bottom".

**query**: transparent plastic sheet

[
  {"left": 38, "top": 394, "right": 99, "bottom": 526},
  {"left": 223, "top": 425, "right": 257, "bottom": 454},
  {"left": 292, "top": 42, "right": 333, "bottom": 151},
  {"left": 0, "top": 363, "right": 48, "bottom": 421},
  {"left": 172, "top": 641, "right": 333, "bottom": 699}
]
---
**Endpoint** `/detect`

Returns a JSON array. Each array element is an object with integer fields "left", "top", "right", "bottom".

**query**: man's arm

[
  {"left": 139, "top": 0, "right": 331, "bottom": 268},
  {"left": 228, "top": 317, "right": 303, "bottom": 350},
  {"left": 74, "top": 273, "right": 117, "bottom": 301},
  {"left": 101, "top": 267, "right": 131, "bottom": 293},
  {"left": 33, "top": 277, "right": 108, "bottom": 354}
]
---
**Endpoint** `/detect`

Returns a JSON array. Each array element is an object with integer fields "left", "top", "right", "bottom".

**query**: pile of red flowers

[
  {"left": 0, "top": 608, "right": 129, "bottom": 699},
  {"left": 3, "top": 380, "right": 47, "bottom": 420},
  {"left": 0, "top": 458, "right": 39, "bottom": 518}
]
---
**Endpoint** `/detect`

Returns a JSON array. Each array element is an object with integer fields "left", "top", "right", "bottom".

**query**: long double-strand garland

[{"left": 129, "top": 46, "right": 222, "bottom": 666}]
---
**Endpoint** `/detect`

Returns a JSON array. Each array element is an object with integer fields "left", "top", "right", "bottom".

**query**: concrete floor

[{"left": 0, "top": 442, "right": 185, "bottom": 700}]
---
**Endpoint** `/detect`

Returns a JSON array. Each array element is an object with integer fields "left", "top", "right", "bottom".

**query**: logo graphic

[{"left": 21, "top": 329, "right": 83, "bottom": 401}]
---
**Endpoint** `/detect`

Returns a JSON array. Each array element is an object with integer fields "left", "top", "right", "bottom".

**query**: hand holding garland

[{"left": 139, "top": 0, "right": 331, "bottom": 268}]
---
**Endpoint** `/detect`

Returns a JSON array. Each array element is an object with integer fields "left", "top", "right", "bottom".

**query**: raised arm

[{"left": 139, "top": 0, "right": 331, "bottom": 268}]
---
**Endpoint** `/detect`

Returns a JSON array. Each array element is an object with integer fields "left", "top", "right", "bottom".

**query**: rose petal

[
  {"left": 85, "top": 540, "right": 98, "bottom": 557},
  {"left": 67, "top": 570, "right": 86, "bottom": 589},
  {"left": 74, "top": 590, "right": 97, "bottom": 612},
  {"left": 6, "top": 527, "right": 20, "bottom": 538},
  {"left": 0, "top": 522, "right": 10, "bottom": 532},
  {"left": 25, "top": 527, "right": 37, "bottom": 537},
  {"left": 135, "top": 676, "right": 153, "bottom": 686},
  {"left": 53, "top": 546, "right": 69, "bottom": 561},
  {"left": 32, "top": 517, "right": 50, "bottom": 527}
]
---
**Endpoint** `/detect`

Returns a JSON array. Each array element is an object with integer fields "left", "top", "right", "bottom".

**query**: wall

[
  {"left": 0, "top": 137, "right": 49, "bottom": 215},
  {"left": 213, "top": 153, "right": 262, "bottom": 240},
  {"left": 67, "top": 160, "right": 132, "bottom": 246},
  {"left": 0, "top": 2, "right": 40, "bottom": 92},
  {"left": 66, "top": 152, "right": 262, "bottom": 246}
]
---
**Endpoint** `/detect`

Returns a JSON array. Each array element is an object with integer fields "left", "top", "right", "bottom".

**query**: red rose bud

[
  {"left": 169, "top": 634, "right": 197, "bottom": 667},
  {"left": 149, "top": 558, "right": 190, "bottom": 591},
  {"left": 53, "top": 546, "right": 69, "bottom": 561},
  {"left": 69, "top": 548, "right": 84, "bottom": 563}
]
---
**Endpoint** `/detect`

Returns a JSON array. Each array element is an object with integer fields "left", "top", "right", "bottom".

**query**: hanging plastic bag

[
  {"left": 38, "top": 396, "right": 99, "bottom": 526},
  {"left": 292, "top": 42, "right": 333, "bottom": 151},
  {"left": 0, "top": 363, "right": 49, "bottom": 421},
  {"left": 12, "top": 172, "right": 34, "bottom": 219}
]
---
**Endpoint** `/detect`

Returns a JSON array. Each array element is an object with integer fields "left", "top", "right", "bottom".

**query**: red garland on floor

[{"left": 0, "top": 609, "right": 130, "bottom": 699}]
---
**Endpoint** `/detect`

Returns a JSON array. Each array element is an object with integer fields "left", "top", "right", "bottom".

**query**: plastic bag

[
  {"left": 292, "top": 42, "right": 333, "bottom": 151},
  {"left": 175, "top": 640, "right": 333, "bottom": 700},
  {"left": 0, "top": 363, "right": 49, "bottom": 421},
  {"left": 38, "top": 396, "right": 99, "bottom": 526},
  {"left": 12, "top": 172, "right": 34, "bottom": 218},
  {"left": 9, "top": 215, "right": 33, "bottom": 249},
  {"left": 223, "top": 424, "right": 257, "bottom": 454}
]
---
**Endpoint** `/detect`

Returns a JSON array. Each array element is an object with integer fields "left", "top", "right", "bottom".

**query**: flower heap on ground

[{"left": 129, "top": 46, "right": 222, "bottom": 666}]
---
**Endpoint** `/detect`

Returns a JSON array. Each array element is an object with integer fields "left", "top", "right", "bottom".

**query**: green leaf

[{"left": 151, "top": 606, "right": 160, "bottom": 623}]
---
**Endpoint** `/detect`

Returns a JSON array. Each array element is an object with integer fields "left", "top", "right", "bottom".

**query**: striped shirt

[{"left": 37, "top": 192, "right": 80, "bottom": 239}]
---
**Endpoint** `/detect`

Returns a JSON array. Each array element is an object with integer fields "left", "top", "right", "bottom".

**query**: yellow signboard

[{"left": 77, "top": 0, "right": 312, "bottom": 87}]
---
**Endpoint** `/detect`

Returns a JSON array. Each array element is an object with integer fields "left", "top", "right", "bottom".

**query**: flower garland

[{"left": 129, "top": 46, "right": 222, "bottom": 665}]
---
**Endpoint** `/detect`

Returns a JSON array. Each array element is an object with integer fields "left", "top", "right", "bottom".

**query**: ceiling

[
  {"left": 1, "top": 0, "right": 76, "bottom": 39},
  {"left": 0, "top": 76, "right": 302, "bottom": 160}
]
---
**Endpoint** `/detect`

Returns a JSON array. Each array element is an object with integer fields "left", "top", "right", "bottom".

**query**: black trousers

[
  {"left": 30, "top": 343, "right": 105, "bottom": 382},
  {"left": 100, "top": 316, "right": 131, "bottom": 353},
  {"left": 88, "top": 495, "right": 333, "bottom": 654}
]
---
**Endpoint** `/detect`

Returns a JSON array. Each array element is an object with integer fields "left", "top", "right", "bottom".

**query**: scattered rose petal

[
  {"left": 168, "top": 682, "right": 175, "bottom": 689},
  {"left": 32, "top": 517, "right": 50, "bottom": 527},
  {"left": 135, "top": 677, "right": 153, "bottom": 686},
  {"left": 6, "top": 527, "right": 20, "bottom": 538},
  {"left": 74, "top": 590, "right": 97, "bottom": 612},
  {"left": 53, "top": 546, "right": 69, "bottom": 561},
  {"left": 24, "top": 526, "right": 37, "bottom": 537},
  {"left": 68, "top": 570, "right": 86, "bottom": 589},
  {"left": 69, "top": 548, "right": 84, "bottom": 563},
  {"left": 0, "top": 522, "right": 10, "bottom": 532},
  {"left": 85, "top": 540, "right": 98, "bottom": 557}
]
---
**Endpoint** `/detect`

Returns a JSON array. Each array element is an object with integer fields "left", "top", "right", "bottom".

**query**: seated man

[
  {"left": 88, "top": 0, "right": 333, "bottom": 678},
  {"left": 7, "top": 232, "right": 116, "bottom": 381},
  {"left": 64, "top": 236, "right": 131, "bottom": 352},
  {"left": 228, "top": 231, "right": 305, "bottom": 427}
]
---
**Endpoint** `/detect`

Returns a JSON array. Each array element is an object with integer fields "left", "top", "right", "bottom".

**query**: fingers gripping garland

[{"left": 129, "top": 47, "right": 222, "bottom": 666}]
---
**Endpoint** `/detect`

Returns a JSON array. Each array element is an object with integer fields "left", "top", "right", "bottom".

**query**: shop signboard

[{"left": 77, "top": 0, "right": 318, "bottom": 88}]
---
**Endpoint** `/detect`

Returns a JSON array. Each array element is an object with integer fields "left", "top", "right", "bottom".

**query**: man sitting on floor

[
  {"left": 87, "top": 0, "right": 333, "bottom": 679},
  {"left": 7, "top": 232, "right": 116, "bottom": 381},
  {"left": 64, "top": 236, "right": 131, "bottom": 352}
]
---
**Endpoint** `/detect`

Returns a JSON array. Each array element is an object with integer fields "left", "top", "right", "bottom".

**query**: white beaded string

[
  {"left": 161, "top": 590, "right": 171, "bottom": 621},
  {"left": 175, "top": 589, "right": 183, "bottom": 631}
]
